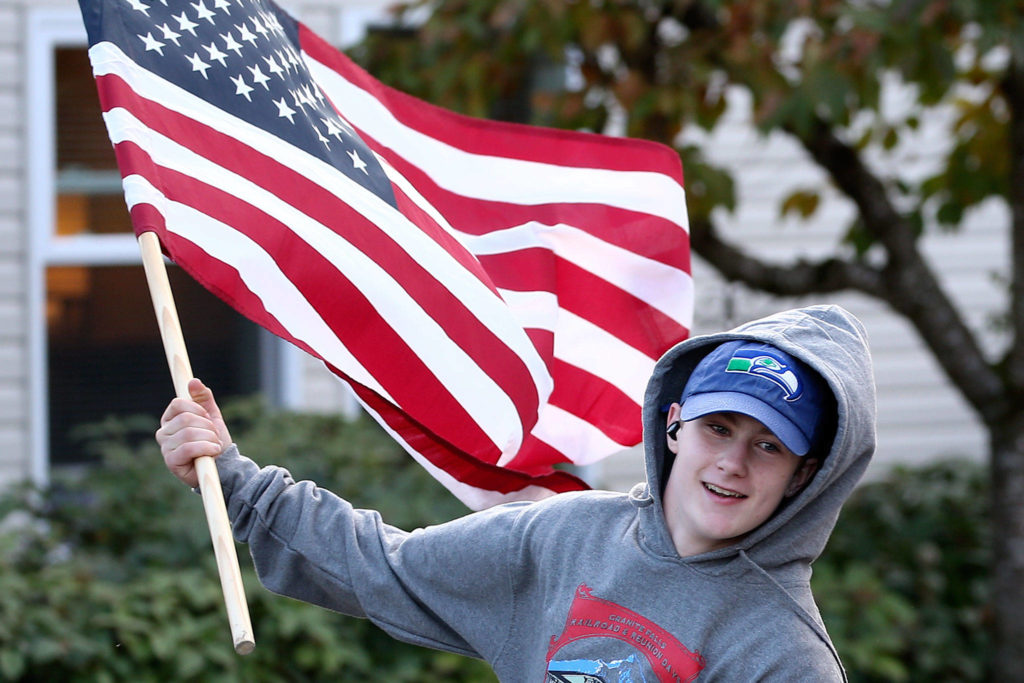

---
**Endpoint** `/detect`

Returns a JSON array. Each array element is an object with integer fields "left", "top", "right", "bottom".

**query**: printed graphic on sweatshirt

[
  {"left": 547, "top": 654, "right": 645, "bottom": 682},
  {"left": 547, "top": 584, "right": 705, "bottom": 683}
]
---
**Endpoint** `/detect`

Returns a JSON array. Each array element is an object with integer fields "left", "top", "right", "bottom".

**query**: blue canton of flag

[{"left": 81, "top": 0, "right": 396, "bottom": 206}]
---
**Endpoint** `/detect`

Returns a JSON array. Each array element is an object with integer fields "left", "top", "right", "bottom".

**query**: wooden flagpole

[{"left": 138, "top": 231, "right": 256, "bottom": 655}]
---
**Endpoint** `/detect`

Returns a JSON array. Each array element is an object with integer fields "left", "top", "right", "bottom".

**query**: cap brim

[{"left": 679, "top": 391, "right": 811, "bottom": 456}]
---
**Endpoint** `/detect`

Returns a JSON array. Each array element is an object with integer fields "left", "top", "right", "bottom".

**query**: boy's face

[{"left": 661, "top": 404, "right": 818, "bottom": 558}]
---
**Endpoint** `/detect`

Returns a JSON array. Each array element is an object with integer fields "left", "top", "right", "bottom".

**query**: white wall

[{"left": 0, "top": 1, "right": 31, "bottom": 484}]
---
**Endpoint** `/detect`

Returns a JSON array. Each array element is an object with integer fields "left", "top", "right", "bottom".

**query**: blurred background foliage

[
  {"left": 815, "top": 461, "right": 991, "bottom": 682},
  {"left": 0, "top": 402, "right": 989, "bottom": 681}
]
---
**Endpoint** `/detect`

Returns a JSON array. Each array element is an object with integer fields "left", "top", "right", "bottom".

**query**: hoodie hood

[{"left": 638, "top": 304, "right": 876, "bottom": 569}]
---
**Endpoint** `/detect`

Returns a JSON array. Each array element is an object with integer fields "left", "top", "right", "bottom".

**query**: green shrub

[
  {"left": 815, "top": 460, "right": 991, "bottom": 681},
  {"left": 0, "top": 400, "right": 495, "bottom": 682}
]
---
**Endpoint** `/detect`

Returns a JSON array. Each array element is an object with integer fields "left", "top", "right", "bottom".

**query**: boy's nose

[{"left": 715, "top": 444, "right": 748, "bottom": 476}]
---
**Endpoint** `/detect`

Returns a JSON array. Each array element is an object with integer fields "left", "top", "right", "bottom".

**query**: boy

[{"left": 157, "top": 304, "right": 875, "bottom": 681}]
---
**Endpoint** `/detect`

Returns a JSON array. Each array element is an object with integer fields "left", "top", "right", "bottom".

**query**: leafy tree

[{"left": 355, "top": 0, "right": 1024, "bottom": 678}]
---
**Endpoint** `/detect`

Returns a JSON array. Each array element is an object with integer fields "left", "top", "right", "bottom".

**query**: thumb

[
  {"left": 187, "top": 378, "right": 232, "bottom": 447},
  {"left": 187, "top": 378, "right": 219, "bottom": 414}
]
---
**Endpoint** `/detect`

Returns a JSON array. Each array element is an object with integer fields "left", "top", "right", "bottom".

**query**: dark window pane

[{"left": 48, "top": 265, "right": 263, "bottom": 465}]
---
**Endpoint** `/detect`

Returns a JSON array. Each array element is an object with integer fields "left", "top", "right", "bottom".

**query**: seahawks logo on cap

[{"left": 726, "top": 352, "right": 802, "bottom": 401}]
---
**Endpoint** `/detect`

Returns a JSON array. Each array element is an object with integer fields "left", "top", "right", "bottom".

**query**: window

[{"left": 28, "top": 12, "right": 284, "bottom": 477}]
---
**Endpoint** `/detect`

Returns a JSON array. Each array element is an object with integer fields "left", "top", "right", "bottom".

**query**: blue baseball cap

[{"left": 679, "top": 341, "right": 827, "bottom": 456}]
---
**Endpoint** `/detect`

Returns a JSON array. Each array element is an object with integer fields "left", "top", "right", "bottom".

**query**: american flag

[{"left": 78, "top": 0, "right": 692, "bottom": 509}]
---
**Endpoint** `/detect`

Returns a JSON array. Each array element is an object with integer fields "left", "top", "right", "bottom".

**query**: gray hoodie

[{"left": 215, "top": 304, "right": 875, "bottom": 681}]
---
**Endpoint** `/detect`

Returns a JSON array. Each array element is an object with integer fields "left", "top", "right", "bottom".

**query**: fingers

[
  {"left": 156, "top": 407, "right": 221, "bottom": 488},
  {"left": 157, "top": 379, "right": 232, "bottom": 488},
  {"left": 158, "top": 411, "right": 222, "bottom": 453},
  {"left": 159, "top": 395, "right": 208, "bottom": 429}
]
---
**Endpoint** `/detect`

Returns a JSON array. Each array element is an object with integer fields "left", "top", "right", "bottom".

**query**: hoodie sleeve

[{"left": 212, "top": 445, "right": 520, "bottom": 660}]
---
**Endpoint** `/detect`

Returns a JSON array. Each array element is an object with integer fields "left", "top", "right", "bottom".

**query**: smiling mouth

[{"left": 703, "top": 482, "right": 747, "bottom": 499}]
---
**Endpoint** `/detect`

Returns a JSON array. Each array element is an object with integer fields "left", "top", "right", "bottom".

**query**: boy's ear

[
  {"left": 665, "top": 403, "right": 682, "bottom": 454},
  {"left": 785, "top": 457, "right": 820, "bottom": 498}
]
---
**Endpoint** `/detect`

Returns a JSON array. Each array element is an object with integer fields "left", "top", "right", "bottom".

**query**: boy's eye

[{"left": 707, "top": 423, "right": 729, "bottom": 436}]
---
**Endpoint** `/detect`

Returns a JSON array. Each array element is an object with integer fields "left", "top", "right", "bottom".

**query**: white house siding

[
  {"left": 2, "top": 0, "right": 999, "bottom": 494},
  {"left": 1, "top": 1, "right": 29, "bottom": 485}
]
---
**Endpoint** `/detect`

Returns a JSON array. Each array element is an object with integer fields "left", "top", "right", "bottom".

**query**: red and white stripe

[{"left": 88, "top": 18, "right": 691, "bottom": 508}]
